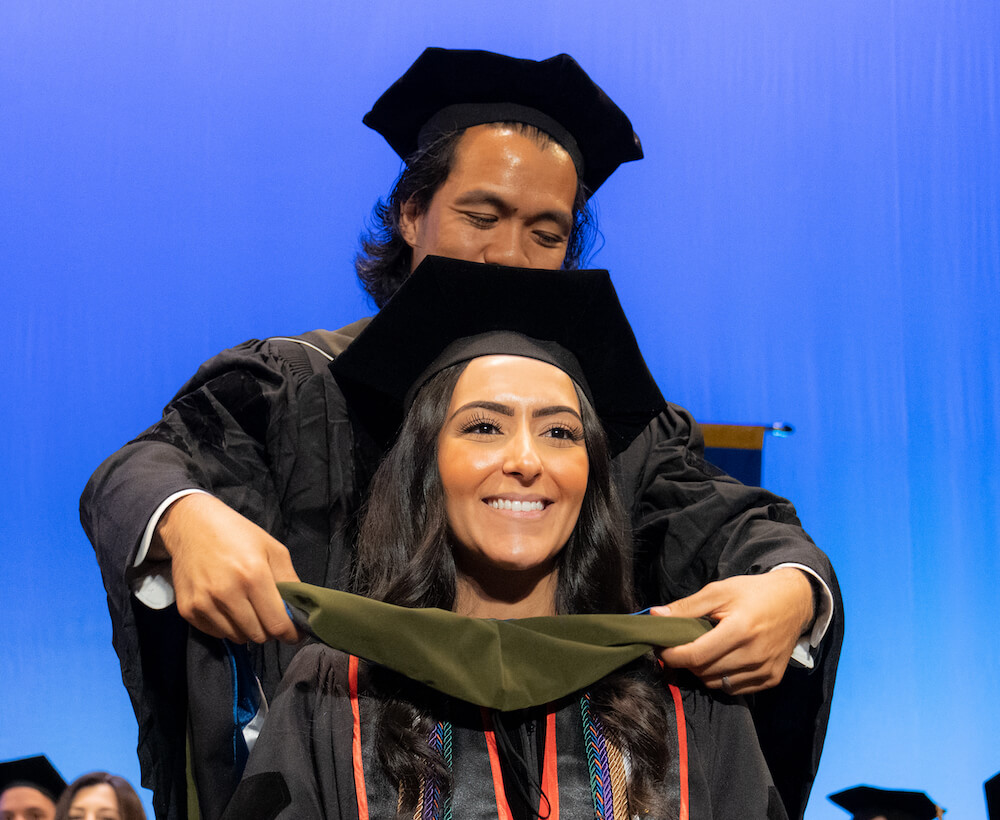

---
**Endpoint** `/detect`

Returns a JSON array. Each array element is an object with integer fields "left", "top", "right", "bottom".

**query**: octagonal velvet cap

[
  {"left": 0, "top": 755, "right": 66, "bottom": 803},
  {"left": 829, "top": 785, "right": 944, "bottom": 820},
  {"left": 364, "top": 47, "right": 643, "bottom": 195},
  {"left": 330, "top": 255, "right": 665, "bottom": 457}
]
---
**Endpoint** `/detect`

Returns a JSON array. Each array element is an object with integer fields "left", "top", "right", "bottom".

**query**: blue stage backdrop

[{"left": 2, "top": 2, "right": 997, "bottom": 817}]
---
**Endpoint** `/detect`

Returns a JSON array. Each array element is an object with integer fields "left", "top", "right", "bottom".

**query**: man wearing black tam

[
  {"left": 829, "top": 785, "right": 945, "bottom": 820},
  {"left": 81, "top": 48, "right": 840, "bottom": 820},
  {"left": 0, "top": 756, "right": 65, "bottom": 820}
]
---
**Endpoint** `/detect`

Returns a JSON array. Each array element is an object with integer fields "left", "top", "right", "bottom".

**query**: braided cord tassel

[{"left": 581, "top": 693, "right": 615, "bottom": 820}]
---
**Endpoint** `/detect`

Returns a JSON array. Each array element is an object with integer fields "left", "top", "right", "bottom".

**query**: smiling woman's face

[{"left": 437, "top": 355, "right": 589, "bottom": 609}]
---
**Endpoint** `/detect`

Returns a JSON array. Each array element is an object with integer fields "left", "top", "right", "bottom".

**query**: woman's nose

[{"left": 502, "top": 430, "right": 542, "bottom": 481}]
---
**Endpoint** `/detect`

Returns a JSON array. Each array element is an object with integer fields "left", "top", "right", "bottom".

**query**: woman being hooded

[{"left": 225, "top": 257, "right": 787, "bottom": 820}]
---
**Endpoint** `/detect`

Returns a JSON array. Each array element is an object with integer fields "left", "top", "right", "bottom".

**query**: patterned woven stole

[
  {"left": 580, "top": 692, "right": 630, "bottom": 820},
  {"left": 413, "top": 720, "right": 454, "bottom": 820},
  {"left": 409, "top": 693, "right": 632, "bottom": 820}
]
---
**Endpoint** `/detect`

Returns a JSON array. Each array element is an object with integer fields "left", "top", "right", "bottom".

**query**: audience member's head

[
  {"left": 53, "top": 773, "right": 145, "bottom": 820},
  {"left": 0, "top": 756, "right": 66, "bottom": 820},
  {"left": 986, "top": 771, "right": 999, "bottom": 820},
  {"left": 829, "top": 785, "right": 944, "bottom": 820}
]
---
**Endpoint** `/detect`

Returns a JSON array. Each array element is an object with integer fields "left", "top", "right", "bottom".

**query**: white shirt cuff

[
  {"left": 131, "top": 488, "right": 210, "bottom": 609},
  {"left": 770, "top": 562, "right": 834, "bottom": 670}
]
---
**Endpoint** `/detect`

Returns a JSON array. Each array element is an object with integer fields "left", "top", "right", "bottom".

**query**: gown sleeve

[
  {"left": 78, "top": 334, "right": 353, "bottom": 820},
  {"left": 680, "top": 685, "right": 789, "bottom": 820},
  {"left": 614, "top": 403, "right": 843, "bottom": 820},
  {"left": 615, "top": 402, "right": 836, "bottom": 600},
  {"left": 225, "top": 644, "right": 360, "bottom": 820},
  {"left": 81, "top": 337, "right": 309, "bottom": 580}
]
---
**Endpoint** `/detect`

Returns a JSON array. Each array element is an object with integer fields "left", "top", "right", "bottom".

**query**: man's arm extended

[{"left": 614, "top": 403, "right": 839, "bottom": 690}]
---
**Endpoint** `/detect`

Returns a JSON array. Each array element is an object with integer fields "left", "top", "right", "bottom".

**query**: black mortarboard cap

[
  {"left": 364, "top": 47, "right": 643, "bottom": 195},
  {"left": 330, "top": 255, "right": 666, "bottom": 457},
  {"left": 0, "top": 755, "right": 66, "bottom": 802},
  {"left": 829, "top": 785, "right": 943, "bottom": 820},
  {"left": 986, "top": 771, "right": 1000, "bottom": 820}
]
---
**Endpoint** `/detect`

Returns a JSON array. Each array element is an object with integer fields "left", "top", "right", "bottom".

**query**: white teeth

[{"left": 491, "top": 499, "right": 544, "bottom": 511}]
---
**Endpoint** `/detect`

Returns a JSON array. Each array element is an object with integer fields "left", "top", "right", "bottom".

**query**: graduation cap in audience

[
  {"left": 829, "top": 785, "right": 944, "bottom": 820},
  {"left": 0, "top": 754, "right": 66, "bottom": 802},
  {"left": 330, "top": 255, "right": 667, "bottom": 458},
  {"left": 364, "top": 47, "right": 643, "bottom": 195},
  {"left": 986, "top": 771, "right": 1000, "bottom": 820}
]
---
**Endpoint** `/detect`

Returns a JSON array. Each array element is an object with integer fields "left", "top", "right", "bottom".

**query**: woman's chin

[{"left": 465, "top": 551, "right": 558, "bottom": 581}]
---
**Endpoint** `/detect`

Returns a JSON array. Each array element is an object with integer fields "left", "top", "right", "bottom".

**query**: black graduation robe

[
  {"left": 223, "top": 644, "right": 788, "bottom": 820},
  {"left": 79, "top": 324, "right": 842, "bottom": 820}
]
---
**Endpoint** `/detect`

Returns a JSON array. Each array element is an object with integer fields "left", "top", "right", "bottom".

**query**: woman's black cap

[
  {"left": 0, "top": 755, "right": 66, "bottom": 802},
  {"left": 330, "top": 255, "right": 666, "bottom": 457},
  {"left": 363, "top": 47, "right": 643, "bottom": 195},
  {"left": 829, "top": 785, "right": 944, "bottom": 820}
]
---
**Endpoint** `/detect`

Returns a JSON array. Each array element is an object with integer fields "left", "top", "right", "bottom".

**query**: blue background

[{"left": 2, "top": 2, "right": 997, "bottom": 817}]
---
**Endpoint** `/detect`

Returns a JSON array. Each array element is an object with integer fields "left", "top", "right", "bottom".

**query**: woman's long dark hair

[
  {"left": 353, "top": 362, "right": 672, "bottom": 816},
  {"left": 54, "top": 771, "right": 147, "bottom": 820}
]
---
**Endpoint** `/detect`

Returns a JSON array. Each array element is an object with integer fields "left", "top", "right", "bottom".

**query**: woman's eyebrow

[
  {"left": 447, "top": 401, "right": 582, "bottom": 423},
  {"left": 449, "top": 400, "right": 514, "bottom": 420},
  {"left": 533, "top": 405, "right": 582, "bottom": 421}
]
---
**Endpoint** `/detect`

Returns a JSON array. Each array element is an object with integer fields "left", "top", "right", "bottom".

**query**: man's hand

[
  {"left": 653, "top": 568, "right": 814, "bottom": 695},
  {"left": 152, "top": 493, "right": 302, "bottom": 644}
]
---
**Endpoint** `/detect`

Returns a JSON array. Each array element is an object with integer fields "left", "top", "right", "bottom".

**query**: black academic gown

[
  {"left": 80, "top": 324, "right": 842, "bottom": 820},
  {"left": 223, "top": 644, "right": 787, "bottom": 820}
]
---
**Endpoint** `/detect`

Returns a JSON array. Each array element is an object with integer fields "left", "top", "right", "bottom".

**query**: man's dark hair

[{"left": 355, "top": 123, "right": 598, "bottom": 308}]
